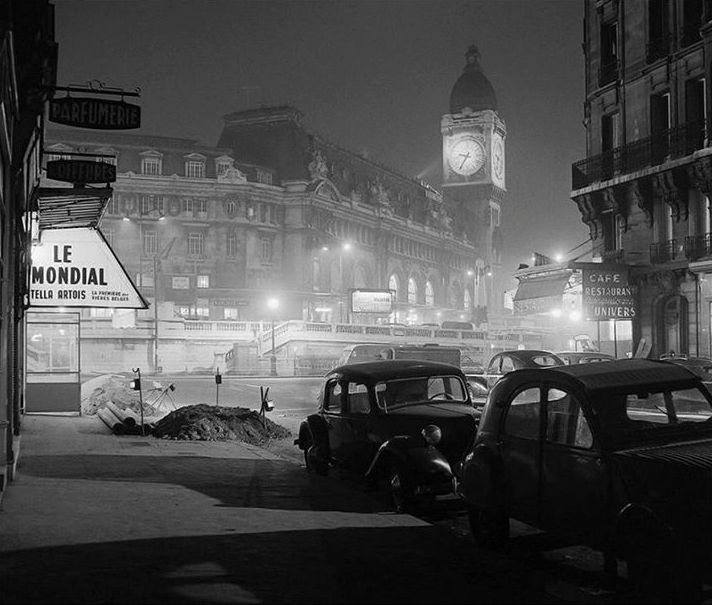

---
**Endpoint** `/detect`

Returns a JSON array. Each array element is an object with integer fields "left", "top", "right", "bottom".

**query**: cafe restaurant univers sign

[{"left": 581, "top": 264, "right": 637, "bottom": 320}]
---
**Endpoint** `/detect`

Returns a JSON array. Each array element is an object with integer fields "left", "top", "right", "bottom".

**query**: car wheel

[
  {"left": 388, "top": 464, "right": 415, "bottom": 514},
  {"left": 468, "top": 505, "right": 509, "bottom": 551},
  {"left": 305, "top": 444, "right": 329, "bottom": 476}
]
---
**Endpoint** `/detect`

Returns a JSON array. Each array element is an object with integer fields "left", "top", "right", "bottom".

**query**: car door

[
  {"left": 539, "top": 385, "right": 608, "bottom": 537},
  {"left": 498, "top": 385, "right": 543, "bottom": 526},
  {"left": 485, "top": 355, "right": 503, "bottom": 389},
  {"left": 322, "top": 378, "right": 349, "bottom": 465},
  {"left": 340, "top": 381, "right": 376, "bottom": 471}
]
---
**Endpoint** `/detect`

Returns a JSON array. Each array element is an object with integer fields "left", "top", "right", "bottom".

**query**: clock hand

[{"left": 459, "top": 152, "right": 471, "bottom": 169}]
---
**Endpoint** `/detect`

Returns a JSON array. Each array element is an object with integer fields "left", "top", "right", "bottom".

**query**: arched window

[
  {"left": 408, "top": 277, "right": 417, "bottom": 304},
  {"left": 425, "top": 281, "right": 434, "bottom": 306},
  {"left": 389, "top": 274, "right": 399, "bottom": 301},
  {"left": 464, "top": 288, "right": 472, "bottom": 311}
]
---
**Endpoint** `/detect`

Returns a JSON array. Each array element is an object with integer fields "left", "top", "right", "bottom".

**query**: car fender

[
  {"left": 296, "top": 415, "right": 329, "bottom": 452},
  {"left": 364, "top": 435, "right": 452, "bottom": 480},
  {"left": 461, "top": 442, "right": 504, "bottom": 511},
  {"left": 612, "top": 503, "right": 674, "bottom": 558}
]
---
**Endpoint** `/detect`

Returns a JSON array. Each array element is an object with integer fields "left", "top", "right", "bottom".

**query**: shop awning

[
  {"left": 34, "top": 186, "right": 112, "bottom": 231},
  {"left": 513, "top": 273, "right": 571, "bottom": 301}
]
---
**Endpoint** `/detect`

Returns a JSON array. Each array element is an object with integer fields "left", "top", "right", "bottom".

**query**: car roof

[
  {"left": 556, "top": 351, "right": 614, "bottom": 357},
  {"left": 328, "top": 359, "right": 464, "bottom": 381},
  {"left": 497, "top": 358, "right": 701, "bottom": 393},
  {"left": 493, "top": 349, "right": 564, "bottom": 361}
]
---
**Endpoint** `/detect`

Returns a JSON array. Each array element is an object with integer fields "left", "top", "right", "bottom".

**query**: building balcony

[
  {"left": 650, "top": 239, "right": 679, "bottom": 264},
  {"left": 685, "top": 234, "right": 712, "bottom": 260},
  {"left": 646, "top": 34, "right": 672, "bottom": 63},
  {"left": 572, "top": 120, "right": 708, "bottom": 189}
]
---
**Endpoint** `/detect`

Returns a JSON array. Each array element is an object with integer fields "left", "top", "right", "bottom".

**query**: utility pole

[{"left": 153, "top": 254, "right": 159, "bottom": 373}]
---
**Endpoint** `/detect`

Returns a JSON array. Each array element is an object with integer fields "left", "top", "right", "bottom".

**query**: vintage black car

[
  {"left": 482, "top": 349, "right": 564, "bottom": 389},
  {"left": 461, "top": 358, "right": 712, "bottom": 601},
  {"left": 295, "top": 360, "right": 479, "bottom": 512}
]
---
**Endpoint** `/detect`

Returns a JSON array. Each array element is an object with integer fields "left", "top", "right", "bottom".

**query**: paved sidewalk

[{"left": 0, "top": 414, "right": 559, "bottom": 604}]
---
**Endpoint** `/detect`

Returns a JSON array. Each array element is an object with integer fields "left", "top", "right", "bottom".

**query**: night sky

[{"left": 54, "top": 0, "right": 589, "bottom": 278}]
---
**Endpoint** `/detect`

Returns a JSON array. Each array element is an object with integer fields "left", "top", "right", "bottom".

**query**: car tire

[
  {"left": 468, "top": 505, "right": 509, "bottom": 551},
  {"left": 388, "top": 464, "right": 415, "bottom": 514},
  {"left": 305, "top": 444, "right": 329, "bottom": 476}
]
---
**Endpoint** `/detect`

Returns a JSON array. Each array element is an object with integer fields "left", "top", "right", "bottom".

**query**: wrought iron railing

[
  {"left": 680, "top": 23, "right": 703, "bottom": 46},
  {"left": 572, "top": 120, "right": 708, "bottom": 189},
  {"left": 684, "top": 234, "right": 712, "bottom": 260},
  {"left": 650, "top": 239, "right": 678, "bottom": 264}
]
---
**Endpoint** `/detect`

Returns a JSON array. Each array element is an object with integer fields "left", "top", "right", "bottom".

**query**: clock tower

[{"left": 442, "top": 44, "right": 506, "bottom": 317}]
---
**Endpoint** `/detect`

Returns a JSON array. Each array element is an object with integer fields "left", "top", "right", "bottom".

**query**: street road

[{"left": 140, "top": 373, "right": 683, "bottom": 604}]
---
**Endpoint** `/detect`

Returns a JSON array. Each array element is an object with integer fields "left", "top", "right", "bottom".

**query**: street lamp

[
  {"left": 339, "top": 242, "right": 352, "bottom": 323},
  {"left": 267, "top": 297, "right": 279, "bottom": 376}
]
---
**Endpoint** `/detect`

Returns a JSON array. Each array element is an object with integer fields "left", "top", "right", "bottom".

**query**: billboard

[
  {"left": 30, "top": 227, "right": 147, "bottom": 309},
  {"left": 350, "top": 288, "right": 393, "bottom": 313},
  {"left": 581, "top": 264, "right": 636, "bottom": 320}
]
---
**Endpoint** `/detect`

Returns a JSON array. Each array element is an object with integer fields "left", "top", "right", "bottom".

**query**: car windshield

[
  {"left": 529, "top": 355, "right": 562, "bottom": 367},
  {"left": 375, "top": 375, "right": 467, "bottom": 409},
  {"left": 591, "top": 386, "right": 712, "bottom": 445}
]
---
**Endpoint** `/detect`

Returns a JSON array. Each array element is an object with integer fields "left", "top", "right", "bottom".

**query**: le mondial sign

[{"left": 30, "top": 228, "right": 147, "bottom": 309}]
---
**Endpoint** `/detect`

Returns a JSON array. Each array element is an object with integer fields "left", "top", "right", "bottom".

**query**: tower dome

[{"left": 449, "top": 44, "right": 497, "bottom": 114}]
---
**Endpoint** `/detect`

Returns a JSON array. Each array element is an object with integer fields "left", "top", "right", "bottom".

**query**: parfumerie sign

[
  {"left": 350, "top": 289, "right": 393, "bottom": 313},
  {"left": 581, "top": 264, "right": 636, "bottom": 319},
  {"left": 30, "top": 228, "right": 147, "bottom": 308},
  {"left": 49, "top": 97, "right": 141, "bottom": 130}
]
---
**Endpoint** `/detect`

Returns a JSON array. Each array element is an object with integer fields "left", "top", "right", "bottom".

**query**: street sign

[
  {"left": 49, "top": 97, "right": 141, "bottom": 129},
  {"left": 46, "top": 159, "right": 116, "bottom": 184}
]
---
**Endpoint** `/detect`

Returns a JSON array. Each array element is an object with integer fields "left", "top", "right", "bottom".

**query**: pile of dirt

[
  {"left": 153, "top": 404, "right": 291, "bottom": 444},
  {"left": 81, "top": 374, "right": 160, "bottom": 417}
]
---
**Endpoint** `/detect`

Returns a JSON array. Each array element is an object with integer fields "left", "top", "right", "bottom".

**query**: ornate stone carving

[
  {"left": 603, "top": 184, "right": 629, "bottom": 231},
  {"left": 628, "top": 179, "right": 654, "bottom": 227},
  {"left": 308, "top": 149, "right": 329, "bottom": 180},
  {"left": 427, "top": 198, "right": 453, "bottom": 232},
  {"left": 687, "top": 156, "right": 712, "bottom": 195},
  {"left": 652, "top": 170, "right": 688, "bottom": 222},
  {"left": 370, "top": 179, "right": 393, "bottom": 216}
]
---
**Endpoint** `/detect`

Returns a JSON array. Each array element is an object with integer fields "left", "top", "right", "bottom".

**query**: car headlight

[{"left": 421, "top": 424, "right": 442, "bottom": 445}]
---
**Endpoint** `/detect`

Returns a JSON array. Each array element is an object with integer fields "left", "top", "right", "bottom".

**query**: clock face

[
  {"left": 492, "top": 138, "right": 504, "bottom": 182},
  {"left": 448, "top": 137, "right": 485, "bottom": 176}
]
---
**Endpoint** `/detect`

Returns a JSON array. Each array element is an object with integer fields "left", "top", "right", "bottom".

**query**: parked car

[
  {"left": 295, "top": 359, "right": 479, "bottom": 513},
  {"left": 555, "top": 351, "right": 615, "bottom": 365},
  {"left": 660, "top": 355, "right": 712, "bottom": 382},
  {"left": 482, "top": 349, "right": 564, "bottom": 389},
  {"left": 465, "top": 375, "right": 489, "bottom": 407},
  {"left": 461, "top": 358, "right": 712, "bottom": 601},
  {"left": 337, "top": 343, "right": 462, "bottom": 368}
]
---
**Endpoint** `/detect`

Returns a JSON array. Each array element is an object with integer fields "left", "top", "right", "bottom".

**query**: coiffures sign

[
  {"left": 49, "top": 97, "right": 141, "bottom": 130},
  {"left": 581, "top": 264, "right": 637, "bottom": 319},
  {"left": 46, "top": 159, "right": 116, "bottom": 184}
]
